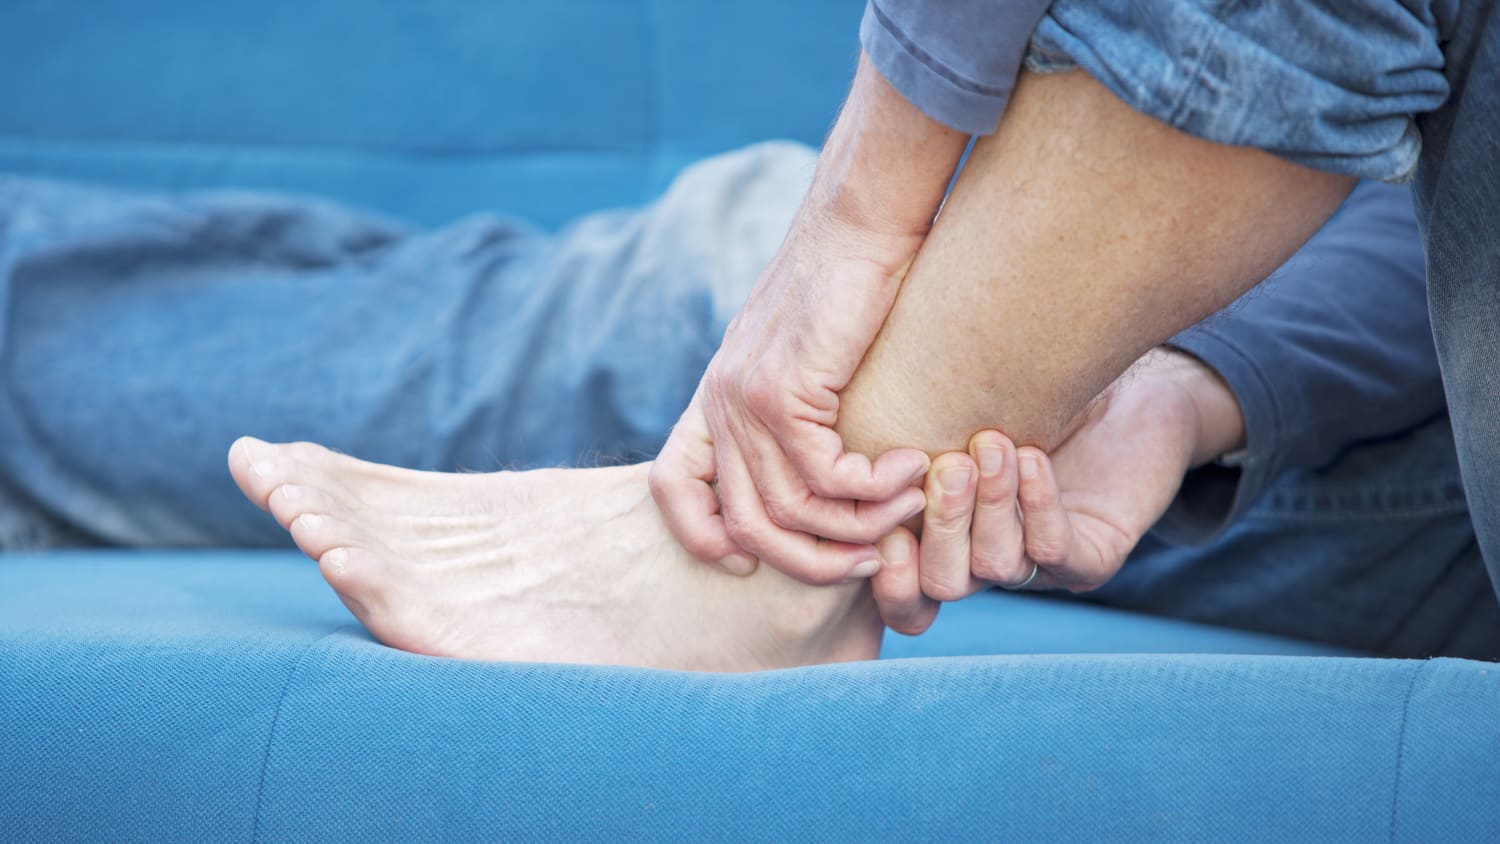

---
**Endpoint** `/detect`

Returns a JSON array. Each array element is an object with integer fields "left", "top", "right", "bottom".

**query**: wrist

[
  {"left": 1149, "top": 348, "right": 1247, "bottom": 467},
  {"left": 805, "top": 52, "right": 968, "bottom": 241}
]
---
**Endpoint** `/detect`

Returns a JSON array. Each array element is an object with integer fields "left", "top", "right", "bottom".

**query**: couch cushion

[
  {"left": 2, "top": 550, "right": 1496, "bottom": 840},
  {"left": 0, "top": 1, "right": 864, "bottom": 227}
]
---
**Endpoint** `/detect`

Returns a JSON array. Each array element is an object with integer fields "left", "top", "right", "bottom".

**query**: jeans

[
  {"left": 1027, "top": 0, "right": 1500, "bottom": 614},
  {"left": 1, "top": 142, "right": 1494, "bottom": 658}
]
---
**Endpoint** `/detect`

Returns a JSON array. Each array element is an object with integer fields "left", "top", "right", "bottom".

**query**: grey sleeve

[
  {"left": 1153, "top": 181, "right": 1442, "bottom": 545},
  {"left": 859, "top": 0, "right": 1054, "bottom": 134}
]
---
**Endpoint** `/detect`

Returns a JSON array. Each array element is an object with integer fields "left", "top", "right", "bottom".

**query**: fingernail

[
  {"left": 298, "top": 513, "right": 323, "bottom": 529},
  {"left": 1019, "top": 453, "right": 1039, "bottom": 481},
  {"left": 978, "top": 445, "right": 1003, "bottom": 476},
  {"left": 252, "top": 460, "right": 277, "bottom": 479},
  {"left": 720, "top": 554, "right": 756, "bottom": 576},
  {"left": 882, "top": 539, "right": 909, "bottom": 566},
  {"left": 939, "top": 466, "right": 972, "bottom": 494},
  {"left": 906, "top": 463, "right": 930, "bottom": 486},
  {"left": 849, "top": 559, "right": 881, "bottom": 579},
  {"left": 281, "top": 484, "right": 302, "bottom": 500}
]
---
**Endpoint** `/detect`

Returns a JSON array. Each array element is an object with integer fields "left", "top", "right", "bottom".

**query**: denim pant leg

[
  {"left": 1413, "top": 2, "right": 1500, "bottom": 604},
  {"left": 1090, "top": 414, "right": 1500, "bottom": 660},
  {"left": 0, "top": 142, "right": 811, "bottom": 549}
]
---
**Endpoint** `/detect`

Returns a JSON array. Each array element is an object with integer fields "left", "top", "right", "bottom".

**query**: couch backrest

[{"left": 0, "top": 0, "right": 862, "bottom": 226}]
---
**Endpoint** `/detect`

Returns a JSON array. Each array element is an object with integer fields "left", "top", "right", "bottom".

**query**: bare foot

[{"left": 226, "top": 437, "right": 882, "bottom": 671}]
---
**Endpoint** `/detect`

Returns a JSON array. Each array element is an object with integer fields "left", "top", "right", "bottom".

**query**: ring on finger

[{"left": 1003, "top": 561, "right": 1039, "bottom": 591}]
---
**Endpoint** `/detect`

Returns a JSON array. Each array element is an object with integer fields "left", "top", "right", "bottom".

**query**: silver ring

[{"left": 1004, "top": 562, "right": 1039, "bottom": 591}]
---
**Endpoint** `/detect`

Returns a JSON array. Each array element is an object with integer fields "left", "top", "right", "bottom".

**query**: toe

[
  {"left": 317, "top": 545, "right": 385, "bottom": 621},
  {"left": 227, "top": 436, "right": 289, "bottom": 510},
  {"left": 287, "top": 511, "right": 375, "bottom": 563},
  {"left": 267, "top": 482, "right": 351, "bottom": 531}
]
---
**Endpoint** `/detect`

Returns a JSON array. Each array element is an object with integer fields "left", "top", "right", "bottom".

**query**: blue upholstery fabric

[
  {"left": 0, "top": 1, "right": 865, "bottom": 228},
  {"left": 3, "top": 551, "right": 1497, "bottom": 840}
]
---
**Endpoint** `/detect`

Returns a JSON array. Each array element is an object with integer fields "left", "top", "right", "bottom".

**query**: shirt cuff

[
  {"left": 859, "top": 2, "right": 1010, "bottom": 135},
  {"left": 1152, "top": 327, "right": 1283, "bottom": 546}
]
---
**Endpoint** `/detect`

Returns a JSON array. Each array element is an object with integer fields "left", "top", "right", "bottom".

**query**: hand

[
  {"left": 649, "top": 53, "right": 967, "bottom": 585},
  {"left": 651, "top": 213, "right": 932, "bottom": 583},
  {"left": 873, "top": 348, "right": 1245, "bottom": 634}
]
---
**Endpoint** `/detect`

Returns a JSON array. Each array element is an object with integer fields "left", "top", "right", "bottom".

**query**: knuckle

[
  {"left": 1026, "top": 538, "right": 1070, "bottom": 567},
  {"left": 975, "top": 479, "right": 1016, "bottom": 507},
  {"left": 970, "top": 550, "right": 1022, "bottom": 583},
  {"left": 1022, "top": 487, "right": 1060, "bottom": 513},
  {"left": 721, "top": 510, "right": 766, "bottom": 550},
  {"left": 761, "top": 494, "right": 800, "bottom": 529},
  {"left": 921, "top": 573, "right": 969, "bottom": 603},
  {"left": 925, "top": 508, "right": 970, "bottom": 534},
  {"left": 742, "top": 370, "right": 785, "bottom": 416}
]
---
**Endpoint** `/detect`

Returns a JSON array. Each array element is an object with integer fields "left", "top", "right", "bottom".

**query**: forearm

[
  {"left": 833, "top": 68, "right": 1354, "bottom": 459},
  {"left": 800, "top": 53, "right": 968, "bottom": 249}
]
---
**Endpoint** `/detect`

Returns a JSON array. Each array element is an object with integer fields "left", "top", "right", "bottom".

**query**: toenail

[
  {"left": 324, "top": 547, "right": 347, "bottom": 575},
  {"left": 939, "top": 466, "right": 973, "bottom": 494},
  {"left": 298, "top": 513, "right": 323, "bottom": 529},
  {"left": 978, "top": 445, "right": 1003, "bottom": 476},
  {"left": 281, "top": 485, "right": 302, "bottom": 500},
  {"left": 252, "top": 460, "right": 277, "bottom": 479}
]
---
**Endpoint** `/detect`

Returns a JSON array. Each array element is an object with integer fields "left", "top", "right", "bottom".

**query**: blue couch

[{"left": 2, "top": 2, "right": 1497, "bottom": 839}]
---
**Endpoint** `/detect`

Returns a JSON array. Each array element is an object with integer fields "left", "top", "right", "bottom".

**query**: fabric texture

[
  {"left": 858, "top": 0, "right": 1052, "bottom": 134},
  {"left": 1023, "top": 0, "right": 1458, "bottom": 181},
  {"left": 1415, "top": 0, "right": 1500, "bottom": 608},
  {"left": 7, "top": 551, "right": 1500, "bottom": 842}
]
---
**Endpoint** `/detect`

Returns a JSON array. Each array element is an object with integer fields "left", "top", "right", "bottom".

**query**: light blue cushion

[{"left": 2, "top": 550, "right": 1497, "bottom": 840}]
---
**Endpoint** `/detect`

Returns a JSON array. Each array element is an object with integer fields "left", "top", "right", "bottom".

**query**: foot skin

[{"left": 227, "top": 437, "right": 883, "bottom": 671}]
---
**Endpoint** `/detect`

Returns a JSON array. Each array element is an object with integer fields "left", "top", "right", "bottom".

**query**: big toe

[
  {"left": 227, "top": 436, "right": 287, "bottom": 510},
  {"left": 229, "top": 436, "right": 359, "bottom": 512}
]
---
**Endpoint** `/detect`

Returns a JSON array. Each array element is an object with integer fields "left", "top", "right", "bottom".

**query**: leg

[
  {"left": 837, "top": 69, "right": 1352, "bottom": 456},
  {"left": 1415, "top": 1, "right": 1500, "bottom": 602},
  {"left": 0, "top": 143, "right": 809, "bottom": 548},
  {"left": 232, "top": 71, "right": 1352, "bottom": 670}
]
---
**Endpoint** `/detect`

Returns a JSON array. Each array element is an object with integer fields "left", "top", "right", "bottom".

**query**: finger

[
  {"left": 739, "top": 433, "right": 926, "bottom": 544},
  {"left": 774, "top": 413, "right": 931, "bottom": 501},
  {"left": 966, "top": 431, "right": 1030, "bottom": 586},
  {"left": 1016, "top": 448, "right": 1077, "bottom": 580},
  {"left": 873, "top": 527, "right": 939, "bottom": 636},
  {"left": 649, "top": 409, "right": 757, "bottom": 576},
  {"left": 714, "top": 442, "right": 879, "bottom": 585},
  {"left": 917, "top": 452, "right": 983, "bottom": 602}
]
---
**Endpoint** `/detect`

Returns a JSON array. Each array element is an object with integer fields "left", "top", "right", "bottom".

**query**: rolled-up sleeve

[
  {"left": 1154, "top": 181, "right": 1443, "bottom": 545},
  {"left": 860, "top": 0, "right": 1054, "bottom": 134}
]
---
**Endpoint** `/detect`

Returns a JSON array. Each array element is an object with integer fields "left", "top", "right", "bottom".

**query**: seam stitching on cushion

[
  {"left": 1388, "top": 658, "right": 1430, "bottom": 843},
  {"left": 869, "top": 0, "right": 1006, "bottom": 98},
  {"left": 249, "top": 629, "right": 346, "bottom": 844}
]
